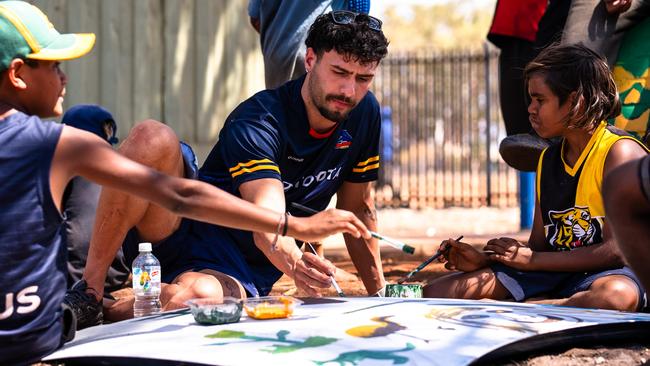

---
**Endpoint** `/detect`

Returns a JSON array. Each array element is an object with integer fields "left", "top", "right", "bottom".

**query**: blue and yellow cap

[{"left": 0, "top": 1, "right": 95, "bottom": 70}]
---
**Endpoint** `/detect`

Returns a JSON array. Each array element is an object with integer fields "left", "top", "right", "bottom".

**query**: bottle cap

[{"left": 138, "top": 242, "right": 153, "bottom": 252}]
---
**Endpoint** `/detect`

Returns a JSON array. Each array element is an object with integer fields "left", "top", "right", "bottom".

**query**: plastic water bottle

[{"left": 132, "top": 242, "right": 162, "bottom": 317}]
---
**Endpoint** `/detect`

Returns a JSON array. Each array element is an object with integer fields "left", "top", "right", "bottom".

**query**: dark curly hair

[
  {"left": 524, "top": 43, "right": 620, "bottom": 131},
  {"left": 305, "top": 12, "right": 389, "bottom": 65}
]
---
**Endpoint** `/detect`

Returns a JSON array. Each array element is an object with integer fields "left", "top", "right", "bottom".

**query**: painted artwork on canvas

[{"left": 46, "top": 298, "right": 650, "bottom": 365}]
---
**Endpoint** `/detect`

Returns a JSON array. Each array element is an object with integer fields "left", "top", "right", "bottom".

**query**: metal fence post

[{"left": 519, "top": 171, "right": 535, "bottom": 229}]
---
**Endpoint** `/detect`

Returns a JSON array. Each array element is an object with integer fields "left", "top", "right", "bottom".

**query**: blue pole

[{"left": 519, "top": 171, "right": 535, "bottom": 229}]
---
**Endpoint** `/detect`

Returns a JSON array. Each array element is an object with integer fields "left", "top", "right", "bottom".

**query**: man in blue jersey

[
  {"left": 73, "top": 10, "right": 389, "bottom": 324},
  {"left": 0, "top": 2, "right": 371, "bottom": 363}
]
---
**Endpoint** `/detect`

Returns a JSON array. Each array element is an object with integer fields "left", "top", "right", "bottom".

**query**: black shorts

[{"left": 490, "top": 262, "right": 648, "bottom": 311}]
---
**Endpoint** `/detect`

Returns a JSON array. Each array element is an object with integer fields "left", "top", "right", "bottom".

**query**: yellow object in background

[{"left": 610, "top": 18, "right": 650, "bottom": 143}]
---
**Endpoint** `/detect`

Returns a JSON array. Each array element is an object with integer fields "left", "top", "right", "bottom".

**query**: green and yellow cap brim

[
  {"left": 0, "top": 1, "right": 95, "bottom": 69},
  {"left": 26, "top": 33, "right": 96, "bottom": 61}
]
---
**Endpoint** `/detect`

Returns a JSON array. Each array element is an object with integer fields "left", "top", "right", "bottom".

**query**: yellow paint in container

[{"left": 243, "top": 296, "right": 302, "bottom": 320}]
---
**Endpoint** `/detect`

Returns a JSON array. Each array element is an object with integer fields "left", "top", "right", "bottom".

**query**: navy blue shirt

[
  {"left": 194, "top": 75, "right": 381, "bottom": 295},
  {"left": 0, "top": 112, "right": 65, "bottom": 364}
]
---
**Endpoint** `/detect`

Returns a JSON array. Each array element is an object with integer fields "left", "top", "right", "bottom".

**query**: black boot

[
  {"left": 63, "top": 279, "right": 103, "bottom": 330},
  {"left": 499, "top": 133, "right": 553, "bottom": 172}
]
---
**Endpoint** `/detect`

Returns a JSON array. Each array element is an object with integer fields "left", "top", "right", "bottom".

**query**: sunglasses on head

[{"left": 330, "top": 10, "right": 382, "bottom": 32}]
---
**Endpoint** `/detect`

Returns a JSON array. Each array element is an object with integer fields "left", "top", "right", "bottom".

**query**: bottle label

[{"left": 133, "top": 266, "right": 161, "bottom": 295}]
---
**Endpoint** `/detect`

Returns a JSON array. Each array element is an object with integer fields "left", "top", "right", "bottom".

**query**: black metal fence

[{"left": 372, "top": 44, "right": 518, "bottom": 209}]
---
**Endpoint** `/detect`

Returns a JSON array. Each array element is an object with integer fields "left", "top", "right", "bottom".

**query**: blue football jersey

[
  {"left": 194, "top": 75, "right": 381, "bottom": 295},
  {"left": 200, "top": 74, "right": 380, "bottom": 210}
]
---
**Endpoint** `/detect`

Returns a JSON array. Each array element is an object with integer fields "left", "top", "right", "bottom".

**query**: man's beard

[
  {"left": 309, "top": 72, "right": 356, "bottom": 123},
  {"left": 315, "top": 95, "right": 354, "bottom": 123}
]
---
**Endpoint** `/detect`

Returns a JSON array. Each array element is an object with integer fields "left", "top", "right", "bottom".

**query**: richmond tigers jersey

[
  {"left": 537, "top": 122, "right": 648, "bottom": 251},
  {"left": 200, "top": 74, "right": 381, "bottom": 210}
]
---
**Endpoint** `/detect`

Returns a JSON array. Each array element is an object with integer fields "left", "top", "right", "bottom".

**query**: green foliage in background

[{"left": 382, "top": 1, "right": 496, "bottom": 51}]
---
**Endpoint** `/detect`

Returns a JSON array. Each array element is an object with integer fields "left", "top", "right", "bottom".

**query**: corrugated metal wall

[{"left": 31, "top": 0, "right": 265, "bottom": 160}]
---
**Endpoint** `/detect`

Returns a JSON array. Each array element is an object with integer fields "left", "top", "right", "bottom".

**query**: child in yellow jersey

[{"left": 423, "top": 43, "right": 648, "bottom": 312}]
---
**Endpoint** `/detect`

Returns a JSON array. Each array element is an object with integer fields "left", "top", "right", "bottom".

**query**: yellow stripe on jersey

[
  {"left": 229, "top": 158, "right": 275, "bottom": 173},
  {"left": 231, "top": 164, "right": 280, "bottom": 178},
  {"left": 355, "top": 155, "right": 379, "bottom": 167},
  {"left": 352, "top": 162, "right": 380, "bottom": 173}
]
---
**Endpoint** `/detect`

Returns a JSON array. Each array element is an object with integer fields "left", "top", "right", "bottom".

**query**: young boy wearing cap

[
  {"left": 61, "top": 105, "right": 129, "bottom": 296},
  {"left": 0, "top": 2, "right": 370, "bottom": 363}
]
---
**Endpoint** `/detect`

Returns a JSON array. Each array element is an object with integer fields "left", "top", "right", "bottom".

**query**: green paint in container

[
  {"left": 385, "top": 283, "right": 423, "bottom": 298},
  {"left": 186, "top": 297, "right": 243, "bottom": 325}
]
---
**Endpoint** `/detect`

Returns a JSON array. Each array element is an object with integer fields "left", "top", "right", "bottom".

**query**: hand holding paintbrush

[
  {"left": 305, "top": 242, "right": 345, "bottom": 297},
  {"left": 397, "top": 236, "right": 463, "bottom": 284},
  {"left": 405, "top": 236, "right": 495, "bottom": 278},
  {"left": 290, "top": 202, "right": 416, "bottom": 255}
]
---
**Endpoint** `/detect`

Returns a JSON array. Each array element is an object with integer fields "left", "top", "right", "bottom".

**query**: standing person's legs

[
  {"left": 498, "top": 0, "right": 571, "bottom": 171},
  {"left": 496, "top": 38, "right": 553, "bottom": 171},
  {"left": 562, "top": 0, "right": 650, "bottom": 66},
  {"left": 258, "top": 1, "right": 330, "bottom": 88},
  {"left": 498, "top": 39, "right": 535, "bottom": 137}
]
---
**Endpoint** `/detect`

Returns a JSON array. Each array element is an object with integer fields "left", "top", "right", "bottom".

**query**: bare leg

[
  {"left": 161, "top": 270, "right": 247, "bottom": 310},
  {"left": 77, "top": 120, "right": 250, "bottom": 320},
  {"left": 527, "top": 275, "right": 639, "bottom": 311},
  {"left": 104, "top": 268, "right": 249, "bottom": 319},
  {"left": 423, "top": 268, "right": 511, "bottom": 300},
  {"left": 83, "top": 120, "right": 188, "bottom": 300}
]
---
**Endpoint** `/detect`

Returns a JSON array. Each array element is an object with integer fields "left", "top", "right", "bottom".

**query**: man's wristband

[{"left": 282, "top": 212, "right": 289, "bottom": 237}]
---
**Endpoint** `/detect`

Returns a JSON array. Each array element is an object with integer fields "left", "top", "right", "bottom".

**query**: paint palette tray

[
  {"left": 243, "top": 296, "right": 303, "bottom": 320},
  {"left": 186, "top": 297, "right": 243, "bottom": 325}
]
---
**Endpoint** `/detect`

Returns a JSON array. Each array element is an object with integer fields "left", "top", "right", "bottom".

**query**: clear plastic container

[
  {"left": 243, "top": 296, "right": 302, "bottom": 320},
  {"left": 185, "top": 297, "right": 243, "bottom": 325}
]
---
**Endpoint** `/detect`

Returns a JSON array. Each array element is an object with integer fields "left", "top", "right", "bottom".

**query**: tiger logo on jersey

[{"left": 547, "top": 206, "right": 603, "bottom": 251}]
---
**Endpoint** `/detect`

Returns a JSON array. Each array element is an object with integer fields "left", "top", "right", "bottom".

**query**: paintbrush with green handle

[
  {"left": 290, "top": 202, "right": 416, "bottom": 255},
  {"left": 397, "top": 236, "right": 464, "bottom": 284}
]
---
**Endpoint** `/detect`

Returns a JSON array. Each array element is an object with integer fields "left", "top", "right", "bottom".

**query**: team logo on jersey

[
  {"left": 335, "top": 130, "right": 353, "bottom": 149},
  {"left": 546, "top": 206, "right": 603, "bottom": 250}
]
